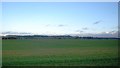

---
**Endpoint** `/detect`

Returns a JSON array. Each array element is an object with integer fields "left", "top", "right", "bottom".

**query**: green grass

[{"left": 2, "top": 39, "right": 119, "bottom": 66}]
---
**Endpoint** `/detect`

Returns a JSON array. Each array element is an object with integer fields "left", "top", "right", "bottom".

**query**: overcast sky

[{"left": 2, "top": 2, "right": 118, "bottom": 37}]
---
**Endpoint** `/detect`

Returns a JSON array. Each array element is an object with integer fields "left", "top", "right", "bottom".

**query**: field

[{"left": 2, "top": 39, "right": 118, "bottom": 66}]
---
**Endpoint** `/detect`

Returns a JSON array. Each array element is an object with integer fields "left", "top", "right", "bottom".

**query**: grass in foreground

[{"left": 2, "top": 39, "right": 118, "bottom": 66}]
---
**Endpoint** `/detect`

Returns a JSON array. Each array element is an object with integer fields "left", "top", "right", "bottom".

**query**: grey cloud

[
  {"left": 45, "top": 24, "right": 50, "bottom": 27},
  {"left": 93, "top": 31, "right": 118, "bottom": 37},
  {"left": 93, "top": 20, "right": 102, "bottom": 24},
  {"left": 82, "top": 27, "right": 88, "bottom": 30},
  {"left": 97, "top": 32, "right": 118, "bottom": 37},
  {"left": 2, "top": 31, "right": 18, "bottom": 34},
  {"left": 2, "top": 31, "right": 32, "bottom": 35},
  {"left": 45, "top": 24, "right": 66, "bottom": 27},
  {"left": 80, "top": 31, "right": 84, "bottom": 33},
  {"left": 109, "top": 30, "right": 116, "bottom": 34},
  {"left": 76, "top": 30, "right": 84, "bottom": 33},
  {"left": 58, "top": 24, "right": 65, "bottom": 27}
]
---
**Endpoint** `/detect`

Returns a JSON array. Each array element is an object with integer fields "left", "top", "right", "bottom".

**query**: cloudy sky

[{"left": 2, "top": 2, "right": 118, "bottom": 37}]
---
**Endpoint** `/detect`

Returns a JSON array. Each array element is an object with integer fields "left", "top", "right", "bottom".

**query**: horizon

[
  {"left": 2, "top": 2, "right": 118, "bottom": 37},
  {"left": 1, "top": 31, "right": 119, "bottom": 38},
  {"left": 1, "top": 32, "right": 119, "bottom": 38}
]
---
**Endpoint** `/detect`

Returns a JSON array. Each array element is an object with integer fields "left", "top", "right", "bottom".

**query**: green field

[{"left": 2, "top": 39, "right": 118, "bottom": 66}]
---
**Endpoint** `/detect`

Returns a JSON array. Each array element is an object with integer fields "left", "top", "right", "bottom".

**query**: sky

[{"left": 2, "top": 2, "right": 118, "bottom": 37}]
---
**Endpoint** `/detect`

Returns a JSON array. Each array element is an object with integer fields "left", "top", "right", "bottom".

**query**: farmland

[{"left": 2, "top": 39, "right": 118, "bottom": 66}]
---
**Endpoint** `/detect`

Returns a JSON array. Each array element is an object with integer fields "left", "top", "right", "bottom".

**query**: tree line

[{"left": 2, "top": 35, "right": 119, "bottom": 40}]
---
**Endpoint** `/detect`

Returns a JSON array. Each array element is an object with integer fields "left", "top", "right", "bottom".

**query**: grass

[{"left": 2, "top": 39, "right": 119, "bottom": 66}]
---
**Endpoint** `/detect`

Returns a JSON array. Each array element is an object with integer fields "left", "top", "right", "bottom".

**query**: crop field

[{"left": 2, "top": 39, "right": 119, "bottom": 66}]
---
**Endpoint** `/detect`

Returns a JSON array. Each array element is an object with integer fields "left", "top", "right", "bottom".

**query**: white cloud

[{"left": 72, "top": 30, "right": 118, "bottom": 37}]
